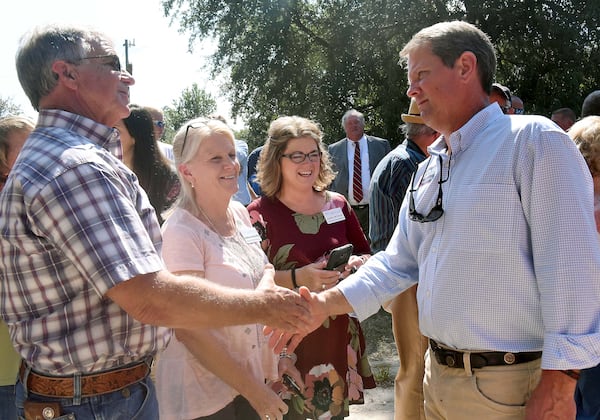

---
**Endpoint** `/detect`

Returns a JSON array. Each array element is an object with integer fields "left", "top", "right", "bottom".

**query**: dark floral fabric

[{"left": 247, "top": 192, "right": 376, "bottom": 419}]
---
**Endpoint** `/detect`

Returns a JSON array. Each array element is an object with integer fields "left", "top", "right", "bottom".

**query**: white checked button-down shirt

[{"left": 339, "top": 103, "right": 600, "bottom": 370}]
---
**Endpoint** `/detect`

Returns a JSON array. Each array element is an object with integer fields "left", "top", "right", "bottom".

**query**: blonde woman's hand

[{"left": 245, "top": 382, "right": 289, "bottom": 420}]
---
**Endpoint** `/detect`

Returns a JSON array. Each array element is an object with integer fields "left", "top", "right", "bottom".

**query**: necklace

[
  {"left": 196, "top": 204, "right": 267, "bottom": 347},
  {"left": 196, "top": 204, "right": 265, "bottom": 289},
  {"left": 197, "top": 204, "right": 235, "bottom": 237}
]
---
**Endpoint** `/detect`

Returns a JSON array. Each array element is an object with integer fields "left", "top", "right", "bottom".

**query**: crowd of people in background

[{"left": 0, "top": 19, "right": 599, "bottom": 420}]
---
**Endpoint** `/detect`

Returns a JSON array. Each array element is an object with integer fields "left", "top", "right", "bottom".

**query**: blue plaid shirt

[{"left": 0, "top": 109, "right": 169, "bottom": 375}]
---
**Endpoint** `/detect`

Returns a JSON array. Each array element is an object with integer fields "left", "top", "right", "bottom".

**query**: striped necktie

[{"left": 352, "top": 142, "right": 363, "bottom": 202}]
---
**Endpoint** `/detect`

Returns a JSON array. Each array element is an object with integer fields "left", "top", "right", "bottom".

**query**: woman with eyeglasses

[
  {"left": 155, "top": 118, "right": 293, "bottom": 420},
  {"left": 114, "top": 104, "right": 180, "bottom": 224},
  {"left": 247, "top": 115, "right": 375, "bottom": 420}
]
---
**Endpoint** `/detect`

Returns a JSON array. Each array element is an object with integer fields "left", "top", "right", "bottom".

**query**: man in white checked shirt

[
  {"left": 0, "top": 24, "right": 309, "bottom": 420},
  {"left": 272, "top": 21, "right": 600, "bottom": 420}
]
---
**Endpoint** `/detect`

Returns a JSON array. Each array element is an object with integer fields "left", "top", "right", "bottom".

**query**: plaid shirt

[{"left": 0, "top": 109, "right": 170, "bottom": 375}]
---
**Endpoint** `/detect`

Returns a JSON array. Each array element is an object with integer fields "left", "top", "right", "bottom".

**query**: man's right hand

[
  {"left": 256, "top": 265, "right": 316, "bottom": 334},
  {"left": 264, "top": 286, "right": 331, "bottom": 353}
]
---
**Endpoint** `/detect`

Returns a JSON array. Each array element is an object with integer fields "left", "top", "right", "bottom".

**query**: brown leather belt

[
  {"left": 19, "top": 359, "right": 151, "bottom": 398},
  {"left": 429, "top": 339, "right": 542, "bottom": 369}
]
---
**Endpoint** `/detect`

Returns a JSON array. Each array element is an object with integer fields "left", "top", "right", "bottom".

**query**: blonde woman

[
  {"left": 156, "top": 118, "right": 292, "bottom": 420},
  {"left": 0, "top": 115, "right": 35, "bottom": 419},
  {"left": 247, "top": 116, "right": 375, "bottom": 419},
  {"left": 569, "top": 116, "right": 600, "bottom": 419}
]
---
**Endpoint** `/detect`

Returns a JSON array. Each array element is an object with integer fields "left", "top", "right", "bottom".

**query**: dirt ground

[{"left": 348, "top": 385, "right": 395, "bottom": 419}]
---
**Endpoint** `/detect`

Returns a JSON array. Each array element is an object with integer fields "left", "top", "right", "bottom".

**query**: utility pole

[{"left": 123, "top": 39, "right": 135, "bottom": 74}]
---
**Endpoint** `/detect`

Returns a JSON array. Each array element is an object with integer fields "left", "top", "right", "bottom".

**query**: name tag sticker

[
  {"left": 240, "top": 226, "right": 261, "bottom": 244},
  {"left": 323, "top": 208, "right": 345, "bottom": 224}
]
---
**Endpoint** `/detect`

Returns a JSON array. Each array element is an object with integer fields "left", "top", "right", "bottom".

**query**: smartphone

[
  {"left": 283, "top": 374, "right": 306, "bottom": 399},
  {"left": 325, "top": 244, "right": 354, "bottom": 271}
]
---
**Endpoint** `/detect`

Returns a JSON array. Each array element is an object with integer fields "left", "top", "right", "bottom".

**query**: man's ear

[
  {"left": 51, "top": 60, "right": 78, "bottom": 87},
  {"left": 456, "top": 51, "right": 477, "bottom": 82}
]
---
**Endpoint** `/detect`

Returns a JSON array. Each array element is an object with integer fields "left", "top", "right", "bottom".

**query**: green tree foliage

[
  {"left": 0, "top": 96, "right": 22, "bottom": 118},
  {"left": 162, "top": 0, "right": 600, "bottom": 146},
  {"left": 464, "top": 0, "right": 600, "bottom": 116},
  {"left": 162, "top": 83, "right": 218, "bottom": 143}
]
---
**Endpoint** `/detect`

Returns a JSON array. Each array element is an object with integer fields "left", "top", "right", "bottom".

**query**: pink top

[{"left": 156, "top": 201, "right": 277, "bottom": 419}]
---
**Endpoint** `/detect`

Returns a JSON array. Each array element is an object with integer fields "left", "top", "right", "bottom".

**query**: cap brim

[{"left": 401, "top": 114, "right": 424, "bottom": 124}]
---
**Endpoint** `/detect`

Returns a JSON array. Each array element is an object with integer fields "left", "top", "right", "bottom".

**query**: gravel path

[
  {"left": 347, "top": 359, "right": 398, "bottom": 419},
  {"left": 348, "top": 386, "right": 395, "bottom": 419}
]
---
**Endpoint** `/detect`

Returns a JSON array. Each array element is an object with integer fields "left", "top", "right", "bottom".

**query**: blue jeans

[
  {"left": 15, "top": 376, "right": 158, "bottom": 420},
  {"left": 575, "top": 363, "right": 600, "bottom": 420},
  {"left": 0, "top": 384, "right": 17, "bottom": 419}
]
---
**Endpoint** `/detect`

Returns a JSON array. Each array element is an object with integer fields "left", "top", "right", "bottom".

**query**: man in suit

[{"left": 328, "top": 109, "right": 391, "bottom": 237}]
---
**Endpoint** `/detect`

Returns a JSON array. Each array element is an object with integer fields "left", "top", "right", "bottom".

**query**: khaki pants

[
  {"left": 424, "top": 348, "right": 541, "bottom": 420},
  {"left": 389, "top": 285, "right": 428, "bottom": 420}
]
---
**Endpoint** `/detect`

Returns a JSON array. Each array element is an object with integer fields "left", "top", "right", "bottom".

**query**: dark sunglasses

[
  {"left": 82, "top": 54, "right": 122, "bottom": 72},
  {"left": 408, "top": 155, "right": 449, "bottom": 223},
  {"left": 181, "top": 120, "right": 210, "bottom": 155},
  {"left": 512, "top": 108, "right": 524, "bottom": 115},
  {"left": 154, "top": 120, "right": 165, "bottom": 129}
]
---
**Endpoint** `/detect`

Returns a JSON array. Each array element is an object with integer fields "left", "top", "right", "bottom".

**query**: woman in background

[
  {"left": 247, "top": 115, "right": 375, "bottom": 419},
  {"left": 115, "top": 104, "right": 180, "bottom": 224},
  {"left": 156, "top": 118, "right": 293, "bottom": 420},
  {"left": 568, "top": 116, "right": 600, "bottom": 420},
  {"left": 0, "top": 115, "right": 35, "bottom": 419}
]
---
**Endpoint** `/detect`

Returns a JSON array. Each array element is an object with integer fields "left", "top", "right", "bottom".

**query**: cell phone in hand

[
  {"left": 325, "top": 244, "right": 354, "bottom": 271},
  {"left": 283, "top": 374, "right": 306, "bottom": 399}
]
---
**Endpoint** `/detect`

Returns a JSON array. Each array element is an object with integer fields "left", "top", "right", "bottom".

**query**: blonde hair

[
  {"left": 171, "top": 117, "right": 235, "bottom": 214},
  {"left": 257, "top": 115, "right": 336, "bottom": 198},
  {"left": 0, "top": 115, "right": 35, "bottom": 175},
  {"left": 569, "top": 116, "right": 600, "bottom": 177}
]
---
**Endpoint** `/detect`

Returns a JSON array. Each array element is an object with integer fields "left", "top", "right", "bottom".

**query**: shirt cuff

[{"left": 542, "top": 332, "right": 600, "bottom": 370}]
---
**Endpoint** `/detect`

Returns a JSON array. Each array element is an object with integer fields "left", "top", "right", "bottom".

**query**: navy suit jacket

[{"left": 328, "top": 135, "right": 391, "bottom": 199}]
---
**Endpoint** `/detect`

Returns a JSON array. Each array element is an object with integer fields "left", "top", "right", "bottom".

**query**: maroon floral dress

[{"left": 247, "top": 191, "right": 376, "bottom": 419}]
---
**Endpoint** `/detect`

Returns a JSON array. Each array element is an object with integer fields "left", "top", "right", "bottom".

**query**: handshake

[{"left": 255, "top": 264, "right": 353, "bottom": 353}]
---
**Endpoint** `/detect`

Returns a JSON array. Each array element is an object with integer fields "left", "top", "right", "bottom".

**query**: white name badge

[
  {"left": 240, "top": 226, "right": 262, "bottom": 244},
  {"left": 323, "top": 207, "right": 345, "bottom": 224}
]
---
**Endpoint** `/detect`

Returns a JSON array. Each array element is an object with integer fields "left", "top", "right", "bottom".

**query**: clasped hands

[
  {"left": 264, "top": 285, "right": 327, "bottom": 353},
  {"left": 257, "top": 257, "right": 365, "bottom": 354}
]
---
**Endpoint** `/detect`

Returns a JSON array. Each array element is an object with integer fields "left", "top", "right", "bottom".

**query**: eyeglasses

[
  {"left": 281, "top": 150, "right": 321, "bottom": 164},
  {"left": 81, "top": 54, "right": 122, "bottom": 72},
  {"left": 181, "top": 120, "right": 209, "bottom": 155},
  {"left": 512, "top": 108, "right": 524, "bottom": 115},
  {"left": 408, "top": 155, "right": 449, "bottom": 223},
  {"left": 154, "top": 120, "right": 165, "bottom": 129}
]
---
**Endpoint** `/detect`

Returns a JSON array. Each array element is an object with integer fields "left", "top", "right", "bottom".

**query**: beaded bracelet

[
  {"left": 279, "top": 349, "right": 298, "bottom": 364},
  {"left": 291, "top": 268, "right": 298, "bottom": 288}
]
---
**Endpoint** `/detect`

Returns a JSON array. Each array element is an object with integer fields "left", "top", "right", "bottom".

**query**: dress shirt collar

[
  {"left": 428, "top": 103, "right": 505, "bottom": 157},
  {"left": 404, "top": 138, "right": 428, "bottom": 158},
  {"left": 37, "top": 109, "right": 122, "bottom": 159},
  {"left": 346, "top": 134, "right": 367, "bottom": 147}
]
